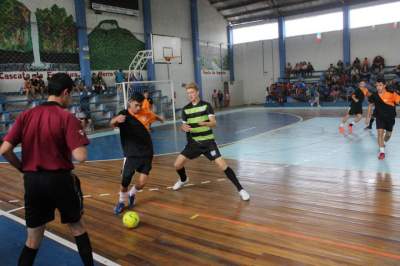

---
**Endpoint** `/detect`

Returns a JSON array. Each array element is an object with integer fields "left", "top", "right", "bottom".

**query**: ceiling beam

[
  {"left": 209, "top": 0, "right": 231, "bottom": 5},
  {"left": 229, "top": 0, "right": 378, "bottom": 25},
  {"left": 224, "top": 0, "right": 314, "bottom": 19},
  {"left": 217, "top": 0, "right": 268, "bottom": 12}
]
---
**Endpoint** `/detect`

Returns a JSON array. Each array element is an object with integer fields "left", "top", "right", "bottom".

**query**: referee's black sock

[
  {"left": 177, "top": 167, "right": 187, "bottom": 182},
  {"left": 224, "top": 167, "right": 243, "bottom": 192},
  {"left": 369, "top": 118, "right": 374, "bottom": 128},
  {"left": 18, "top": 245, "right": 38, "bottom": 266},
  {"left": 75, "top": 232, "right": 94, "bottom": 266}
]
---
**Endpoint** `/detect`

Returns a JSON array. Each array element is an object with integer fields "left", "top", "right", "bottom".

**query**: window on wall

[
  {"left": 350, "top": 1, "right": 400, "bottom": 29},
  {"left": 233, "top": 22, "right": 278, "bottom": 44},
  {"left": 285, "top": 12, "right": 343, "bottom": 38}
]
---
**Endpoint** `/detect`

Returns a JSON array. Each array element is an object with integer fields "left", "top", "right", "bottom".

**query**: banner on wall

[{"left": 0, "top": 70, "right": 146, "bottom": 92}]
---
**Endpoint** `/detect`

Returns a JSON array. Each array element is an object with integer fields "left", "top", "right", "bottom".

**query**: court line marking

[
  {"left": 7, "top": 207, "right": 25, "bottom": 213},
  {"left": 183, "top": 183, "right": 195, "bottom": 187},
  {"left": 217, "top": 178, "right": 226, "bottom": 182},
  {"left": 190, "top": 214, "right": 199, "bottom": 220},
  {"left": 201, "top": 181, "right": 211, "bottom": 184},
  {"left": 83, "top": 195, "right": 92, "bottom": 198},
  {"left": 0, "top": 208, "right": 120, "bottom": 266},
  {"left": 149, "top": 202, "right": 400, "bottom": 261},
  {"left": 8, "top": 200, "right": 19, "bottom": 203},
  {"left": 235, "top": 127, "right": 256, "bottom": 134},
  {"left": 149, "top": 188, "right": 159, "bottom": 191},
  {"left": 99, "top": 193, "right": 110, "bottom": 197}
]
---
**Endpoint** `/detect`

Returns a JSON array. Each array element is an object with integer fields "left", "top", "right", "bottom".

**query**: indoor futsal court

[{"left": 1, "top": 0, "right": 400, "bottom": 266}]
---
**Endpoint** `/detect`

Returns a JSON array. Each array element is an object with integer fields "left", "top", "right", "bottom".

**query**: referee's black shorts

[
  {"left": 348, "top": 104, "right": 362, "bottom": 115},
  {"left": 23, "top": 170, "right": 83, "bottom": 228},
  {"left": 181, "top": 141, "right": 222, "bottom": 161}
]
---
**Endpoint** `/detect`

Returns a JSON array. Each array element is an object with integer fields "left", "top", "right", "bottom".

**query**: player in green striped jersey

[{"left": 172, "top": 83, "right": 250, "bottom": 201}]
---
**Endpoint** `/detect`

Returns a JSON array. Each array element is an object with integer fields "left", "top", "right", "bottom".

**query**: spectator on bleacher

[
  {"left": 91, "top": 72, "right": 106, "bottom": 94},
  {"left": 344, "top": 63, "right": 352, "bottom": 75},
  {"left": 212, "top": 89, "right": 218, "bottom": 108},
  {"left": 372, "top": 55, "right": 385, "bottom": 74},
  {"left": 362, "top": 57, "right": 369, "bottom": 69},
  {"left": 328, "top": 64, "right": 336, "bottom": 76},
  {"left": 330, "top": 85, "right": 340, "bottom": 103},
  {"left": 30, "top": 74, "right": 40, "bottom": 99},
  {"left": 309, "top": 85, "right": 320, "bottom": 107},
  {"left": 336, "top": 60, "right": 344, "bottom": 74},
  {"left": 218, "top": 90, "right": 223, "bottom": 108},
  {"left": 301, "top": 62, "right": 308, "bottom": 77},
  {"left": 265, "top": 87, "right": 272, "bottom": 104},
  {"left": 360, "top": 63, "right": 370, "bottom": 81},
  {"left": 224, "top": 90, "right": 231, "bottom": 107},
  {"left": 285, "top": 63, "right": 292, "bottom": 79},
  {"left": 306, "top": 62, "right": 314, "bottom": 77},
  {"left": 22, "top": 74, "right": 31, "bottom": 98},
  {"left": 38, "top": 74, "right": 46, "bottom": 98},
  {"left": 76, "top": 88, "right": 92, "bottom": 133},
  {"left": 351, "top": 67, "right": 360, "bottom": 83},
  {"left": 353, "top": 57, "right": 361, "bottom": 70}
]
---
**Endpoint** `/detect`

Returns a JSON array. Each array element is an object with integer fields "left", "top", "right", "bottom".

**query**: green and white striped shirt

[{"left": 182, "top": 101, "right": 215, "bottom": 143}]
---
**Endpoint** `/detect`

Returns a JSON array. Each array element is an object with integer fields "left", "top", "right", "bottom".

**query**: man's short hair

[
  {"left": 185, "top": 82, "right": 199, "bottom": 91},
  {"left": 376, "top": 78, "right": 386, "bottom": 84},
  {"left": 48, "top": 73, "right": 74, "bottom": 96},
  {"left": 129, "top": 92, "right": 145, "bottom": 103}
]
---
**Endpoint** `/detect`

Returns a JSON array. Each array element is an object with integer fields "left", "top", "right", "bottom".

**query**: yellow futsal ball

[{"left": 122, "top": 211, "right": 140, "bottom": 229}]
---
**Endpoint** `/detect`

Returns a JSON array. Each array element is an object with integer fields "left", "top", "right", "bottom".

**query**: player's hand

[
  {"left": 116, "top": 115, "right": 126, "bottom": 123},
  {"left": 198, "top": 121, "right": 208, "bottom": 126},
  {"left": 365, "top": 118, "right": 370, "bottom": 126},
  {"left": 181, "top": 124, "right": 191, "bottom": 132}
]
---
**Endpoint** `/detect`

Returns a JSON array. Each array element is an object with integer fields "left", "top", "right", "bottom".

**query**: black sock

[
  {"left": 177, "top": 167, "right": 187, "bottom": 182},
  {"left": 75, "top": 232, "right": 94, "bottom": 266},
  {"left": 18, "top": 245, "right": 38, "bottom": 266},
  {"left": 224, "top": 167, "right": 243, "bottom": 191},
  {"left": 369, "top": 118, "right": 374, "bottom": 128}
]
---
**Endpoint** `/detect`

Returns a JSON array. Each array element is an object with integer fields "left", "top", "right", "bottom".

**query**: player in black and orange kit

[
  {"left": 339, "top": 81, "right": 369, "bottom": 134},
  {"left": 366, "top": 78, "right": 400, "bottom": 160}
]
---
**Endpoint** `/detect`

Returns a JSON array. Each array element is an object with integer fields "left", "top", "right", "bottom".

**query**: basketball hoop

[{"left": 164, "top": 56, "right": 179, "bottom": 63}]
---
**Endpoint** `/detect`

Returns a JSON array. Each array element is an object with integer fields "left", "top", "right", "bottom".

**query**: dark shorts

[
  {"left": 181, "top": 141, "right": 222, "bottom": 161},
  {"left": 24, "top": 170, "right": 83, "bottom": 228},
  {"left": 376, "top": 116, "right": 395, "bottom": 131},
  {"left": 348, "top": 105, "right": 362, "bottom": 115},
  {"left": 122, "top": 156, "right": 153, "bottom": 178}
]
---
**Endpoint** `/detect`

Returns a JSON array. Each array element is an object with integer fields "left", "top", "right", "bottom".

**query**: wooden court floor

[{"left": 1, "top": 153, "right": 400, "bottom": 266}]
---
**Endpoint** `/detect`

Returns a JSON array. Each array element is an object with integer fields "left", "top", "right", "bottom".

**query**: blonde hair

[{"left": 185, "top": 82, "right": 199, "bottom": 91}]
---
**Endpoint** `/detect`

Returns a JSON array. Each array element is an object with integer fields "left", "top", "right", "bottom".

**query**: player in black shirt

[
  {"left": 110, "top": 92, "right": 155, "bottom": 214},
  {"left": 171, "top": 83, "right": 250, "bottom": 201},
  {"left": 366, "top": 78, "right": 400, "bottom": 160},
  {"left": 339, "top": 81, "right": 369, "bottom": 134}
]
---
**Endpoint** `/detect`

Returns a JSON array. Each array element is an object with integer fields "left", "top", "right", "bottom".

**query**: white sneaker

[
  {"left": 239, "top": 189, "right": 250, "bottom": 201},
  {"left": 172, "top": 179, "right": 189, "bottom": 191}
]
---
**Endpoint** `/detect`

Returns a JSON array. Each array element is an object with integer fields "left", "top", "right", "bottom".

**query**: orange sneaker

[
  {"left": 378, "top": 153, "right": 385, "bottom": 160},
  {"left": 348, "top": 125, "right": 353, "bottom": 134},
  {"left": 339, "top": 126, "right": 345, "bottom": 134}
]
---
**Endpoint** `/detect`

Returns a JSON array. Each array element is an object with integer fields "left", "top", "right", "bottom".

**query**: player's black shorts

[
  {"left": 181, "top": 141, "right": 221, "bottom": 161},
  {"left": 376, "top": 116, "right": 395, "bottom": 131},
  {"left": 348, "top": 104, "right": 362, "bottom": 115},
  {"left": 121, "top": 156, "right": 152, "bottom": 187},
  {"left": 23, "top": 170, "right": 83, "bottom": 228}
]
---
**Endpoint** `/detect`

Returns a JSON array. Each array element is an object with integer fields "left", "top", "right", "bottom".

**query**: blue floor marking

[{"left": 0, "top": 216, "right": 101, "bottom": 266}]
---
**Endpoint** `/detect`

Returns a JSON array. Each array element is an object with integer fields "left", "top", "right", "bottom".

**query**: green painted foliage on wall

[
  {"left": 36, "top": 5, "right": 77, "bottom": 53},
  {"left": 0, "top": 0, "right": 32, "bottom": 52},
  {"left": 88, "top": 20, "right": 145, "bottom": 70}
]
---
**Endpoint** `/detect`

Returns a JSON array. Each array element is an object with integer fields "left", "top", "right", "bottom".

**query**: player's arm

[
  {"left": 394, "top": 92, "right": 400, "bottom": 105},
  {"left": 72, "top": 146, "right": 87, "bottom": 163},
  {"left": 110, "top": 114, "right": 126, "bottom": 128},
  {"left": 351, "top": 93, "right": 359, "bottom": 102},
  {"left": 155, "top": 114, "right": 164, "bottom": 123},
  {"left": 366, "top": 103, "right": 374, "bottom": 124},
  {"left": 0, "top": 141, "right": 22, "bottom": 172}
]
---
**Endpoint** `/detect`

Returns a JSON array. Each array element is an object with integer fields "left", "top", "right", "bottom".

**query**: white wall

[
  {"left": 286, "top": 31, "right": 343, "bottom": 70},
  {"left": 234, "top": 39, "right": 279, "bottom": 104},
  {"left": 351, "top": 24, "right": 400, "bottom": 66},
  {"left": 198, "top": 0, "right": 227, "bottom": 44}
]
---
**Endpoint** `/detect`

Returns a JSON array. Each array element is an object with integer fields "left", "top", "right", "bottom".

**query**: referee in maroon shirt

[{"left": 0, "top": 73, "right": 94, "bottom": 266}]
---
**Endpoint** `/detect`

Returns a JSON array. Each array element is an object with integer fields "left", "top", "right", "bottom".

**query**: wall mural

[
  {"left": 88, "top": 20, "right": 144, "bottom": 70},
  {"left": 0, "top": 1, "right": 144, "bottom": 72}
]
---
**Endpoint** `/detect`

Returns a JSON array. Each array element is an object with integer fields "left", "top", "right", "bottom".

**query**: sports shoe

[
  {"left": 172, "top": 178, "right": 189, "bottom": 191},
  {"left": 348, "top": 124, "right": 353, "bottom": 134},
  {"left": 114, "top": 202, "right": 125, "bottom": 215},
  {"left": 364, "top": 126, "right": 372, "bottom": 130},
  {"left": 128, "top": 194, "right": 136, "bottom": 209},
  {"left": 239, "top": 189, "right": 250, "bottom": 201},
  {"left": 339, "top": 126, "right": 345, "bottom": 134},
  {"left": 378, "top": 152, "right": 385, "bottom": 160}
]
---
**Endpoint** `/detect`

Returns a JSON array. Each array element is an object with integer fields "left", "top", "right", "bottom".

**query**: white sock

[
  {"left": 380, "top": 147, "right": 385, "bottom": 153},
  {"left": 129, "top": 186, "right": 138, "bottom": 196},
  {"left": 119, "top": 192, "right": 128, "bottom": 203},
  {"left": 340, "top": 123, "right": 344, "bottom": 127}
]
